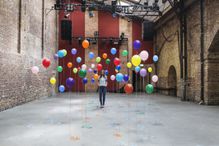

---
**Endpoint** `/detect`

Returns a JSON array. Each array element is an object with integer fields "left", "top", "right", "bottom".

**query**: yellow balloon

[
  {"left": 127, "top": 62, "right": 132, "bottom": 68},
  {"left": 50, "top": 77, "right": 56, "bottom": 85},
  {"left": 131, "top": 55, "right": 141, "bottom": 67},
  {"left": 148, "top": 67, "right": 153, "bottom": 73}
]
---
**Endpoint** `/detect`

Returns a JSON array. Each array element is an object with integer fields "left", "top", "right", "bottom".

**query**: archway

[{"left": 168, "top": 65, "right": 177, "bottom": 96}]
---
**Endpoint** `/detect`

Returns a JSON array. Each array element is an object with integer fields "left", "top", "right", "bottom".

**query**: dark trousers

[{"left": 99, "top": 86, "right": 106, "bottom": 105}]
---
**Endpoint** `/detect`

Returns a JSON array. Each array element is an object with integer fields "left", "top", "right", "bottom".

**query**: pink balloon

[
  {"left": 152, "top": 75, "right": 159, "bottom": 83},
  {"left": 31, "top": 66, "right": 39, "bottom": 74},
  {"left": 110, "top": 75, "right": 116, "bottom": 81},
  {"left": 139, "top": 50, "right": 149, "bottom": 61},
  {"left": 81, "top": 64, "right": 87, "bottom": 70}
]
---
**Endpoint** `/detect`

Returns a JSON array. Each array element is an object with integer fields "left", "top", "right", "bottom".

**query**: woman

[{"left": 98, "top": 70, "right": 107, "bottom": 108}]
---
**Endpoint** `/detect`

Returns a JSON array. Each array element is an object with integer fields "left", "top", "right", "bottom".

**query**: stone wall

[{"left": 0, "top": 0, "right": 58, "bottom": 111}]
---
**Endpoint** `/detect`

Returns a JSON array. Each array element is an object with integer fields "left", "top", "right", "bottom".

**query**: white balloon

[
  {"left": 81, "top": 64, "right": 87, "bottom": 70},
  {"left": 91, "top": 64, "right": 95, "bottom": 69},
  {"left": 31, "top": 66, "right": 39, "bottom": 74},
  {"left": 110, "top": 75, "right": 116, "bottom": 81},
  {"left": 152, "top": 75, "right": 159, "bottom": 83},
  {"left": 139, "top": 50, "right": 149, "bottom": 61}
]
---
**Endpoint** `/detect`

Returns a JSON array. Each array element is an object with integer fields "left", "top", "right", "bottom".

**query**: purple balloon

[
  {"left": 88, "top": 68, "right": 93, "bottom": 73},
  {"left": 133, "top": 40, "right": 141, "bottom": 50},
  {"left": 140, "top": 68, "right": 147, "bottom": 77},
  {"left": 123, "top": 74, "right": 129, "bottom": 82},
  {"left": 71, "top": 48, "right": 77, "bottom": 55},
  {"left": 54, "top": 54, "right": 58, "bottom": 60},
  {"left": 66, "top": 77, "right": 75, "bottom": 89}
]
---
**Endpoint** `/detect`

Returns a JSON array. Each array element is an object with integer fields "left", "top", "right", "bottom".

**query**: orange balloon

[
  {"left": 82, "top": 40, "right": 89, "bottom": 49},
  {"left": 94, "top": 74, "right": 99, "bottom": 80},
  {"left": 102, "top": 53, "right": 107, "bottom": 59},
  {"left": 67, "top": 62, "right": 73, "bottom": 68}
]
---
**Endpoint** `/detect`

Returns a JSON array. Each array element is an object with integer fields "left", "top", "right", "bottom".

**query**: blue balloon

[
  {"left": 116, "top": 65, "right": 121, "bottom": 71},
  {"left": 57, "top": 50, "right": 65, "bottom": 58},
  {"left": 116, "top": 73, "right": 124, "bottom": 82},
  {"left": 111, "top": 48, "right": 117, "bottom": 55},
  {"left": 71, "top": 48, "right": 77, "bottom": 55},
  {"left": 133, "top": 40, "right": 141, "bottom": 50},
  {"left": 93, "top": 69, "right": 97, "bottom": 74},
  {"left": 89, "top": 52, "right": 95, "bottom": 59},
  {"left": 123, "top": 74, "right": 129, "bottom": 82},
  {"left": 58, "top": 85, "right": 65, "bottom": 93},
  {"left": 105, "top": 70, "right": 109, "bottom": 76},
  {"left": 153, "top": 55, "right": 159, "bottom": 62},
  {"left": 91, "top": 78, "right": 95, "bottom": 83},
  {"left": 135, "top": 66, "right": 141, "bottom": 73},
  {"left": 66, "top": 77, "right": 75, "bottom": 89},
  {"left": 82, "top": 78, "right": 88, "bottom": 84},
  {"left": 76, "top": 57, "right": 82, "bottom": 63}
]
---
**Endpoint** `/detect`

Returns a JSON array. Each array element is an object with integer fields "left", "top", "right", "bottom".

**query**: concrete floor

[{"left": 0, "top": 93, "right": 219, "bottom": 146}]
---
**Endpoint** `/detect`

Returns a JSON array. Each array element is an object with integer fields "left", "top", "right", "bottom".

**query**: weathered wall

[
  {"left": 155, "top": 0, "right": 219, "bottom": 104},
  {"left": 0, "top": 0, "right": 58, "bottom": 111}
]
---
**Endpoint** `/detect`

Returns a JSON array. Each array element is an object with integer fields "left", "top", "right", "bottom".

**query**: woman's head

[{"left": 101, "top": 70, "right": 105, "bottom": 75}]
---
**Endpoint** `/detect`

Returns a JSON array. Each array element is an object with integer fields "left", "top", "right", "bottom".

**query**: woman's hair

[{"left": 99, "top": 70, "right": 106, "bottom": 78}]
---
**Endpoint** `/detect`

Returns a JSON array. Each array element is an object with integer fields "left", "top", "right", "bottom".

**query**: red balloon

[
  {"left": 124, "top": 84, "right": 133, "bottom": 94},
  {"left": 42, "top": 58, "right": 51, "bottom": 68},
  {"left": 97, "top": 64, "right": 103, "bottom": 71},
  {"left": 114, "top": 58, "right": 121, "bottom": 66}
]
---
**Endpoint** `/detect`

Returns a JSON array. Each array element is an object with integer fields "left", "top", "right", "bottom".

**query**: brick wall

[{"left": 0, "top": 0, "right": 58, "bottom": 111}]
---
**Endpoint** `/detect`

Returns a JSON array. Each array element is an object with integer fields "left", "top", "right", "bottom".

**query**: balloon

[
  {"left": 106, "top": 59, "right": 110, "bottom": 65},
  {"left": 123, "top": 74, "right": 129, "bottom": 82},
  {"left": 71, "top": 48, "right": 77, "bottom": 55},
  {"left": 148, "top": 67, "right": 153, "bottom": 73},
  {"left": 131, "top": 55, "right": 141, "bottom": 67},
  {"left": 42, "top": 58, "right": 51, "bottom": 68},
  {"left": 96, "top": 57, "right": 101, "bottom": 63},
  {"left": 66, "top": 77, "right": 75, "bottom": 89},
  {"left": 50, "top": 77, "right": 56, "bottom": 85},
  {"left": 78, "top": 69, "right": 87, "bottom": 78},
  {"left": 31, "top": 66, "right": 39, "bottom": 74},
  {"left": 82, "top": 78, "right": 88, "bottom": 84},
  {"left": 110, "top": 75, "right": 116, "bottom": 81},
  {"left": 91, "top": 78, "right": 95, "bottom": 83},
  {"left": 54, "top": 54, "right": 58, "bottom": 60},
  {"left": 94, "top": 74, "right": 99, "bottom": 80},
  {"left": 116, "top": 73, "right": 123, "bottom": 82},
  {"left": 124, "top": 84, "right": 133, "bottom": 94},
  {"left": 127, "top": 62, "right": 132, "bottom": 68},
  {"left": 63, "top": 49, "right": 67, "bottom": 56},
  {"left": 152, "top": 75, "right": 159, "bottom": 83},
  {"left": 102, "top": 53, "right": 107, "bottom": 59},
  {"left": 135, "top": 66, "right": 141, "bottom": 73},
  {"left": 89, "top": 52, "right": 95, "bottom": 59},
  {"left": 57, "top": 66, "right": 63, "bottom": 72},
  {"left": 140, "top": 64, "right": 144, "bottom": 67},
  {"left": 105, "top": 70, "right": 109, "bottom": 76},
  {"left": 122, "top": 50, "right": 128, "bottom": 57},
  {"left": 88, "top": 68, "right": 93, "bottom": 73},
  {"left": 81, "top": 64, "right": 87, "bottom": 70},
  {"left": 97, "top": 64, "right": 103, "bottom": 71},
  {"left": 146, "top": 84, "right": 154, "bottom": 94},
  {"left": 73, "top": 68, "right": 78, "bottom": 74},
  {"left": 133, "top": 40, "right": 141, "bottom": 50},
  {"left": 91, "top": 64, "right": 95, "bottom": 69},
  {"left": 93, "top": 69, "right": 97, "bottom": 74},
  {"left": 76, "top": 57, "right": 82, "bottom": 63},
  {"left": 153, "top": 55, "right": 159, "bottom": 62},
  {"left": 59, "top": 85, "right": 65, "bottom": 93},
  {"left": 67, "top": 62, "right": 73, "bottom": 68},
  {"left": 110, "top": 48, "right": 117, "bottom": 55},
  {"left": 139, "top": 50, "right": 149, "bottom": 61},
  {"left": 82, "top": 39, "right": 89, "bottom": 49},
  {"left": 114, "top": 58, "right": 121, "bottom": 66},
  {"left": 116, "top": 65, "right": 121, "bottom": 71},
  {"left": 140, "top": 68, "right": 147, "bottom": 77},
  {"left": 57, "top": 50, "right": 65, "bottom": 58}
]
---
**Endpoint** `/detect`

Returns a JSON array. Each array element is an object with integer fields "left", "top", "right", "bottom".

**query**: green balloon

[
  {"left": 63, "top": 49, "right": 67, "bottom": 56},
  {"left": 122, "top": 50, "right": 128, "bottom": 57},
  {"left": 146, "top": 84, "right": 154, "bottom": 94},
  {"left": 78, "top": 69, "right": 87, "bottom": 78},
  {"left": 106, "top": 58, "right": 110, "bottom": 65},
  {"left": 96, "top": 57, "right": 101, "bottom": 63},
  {"left": 57, "top": 66, "right": 63, "bottom": 72}
]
